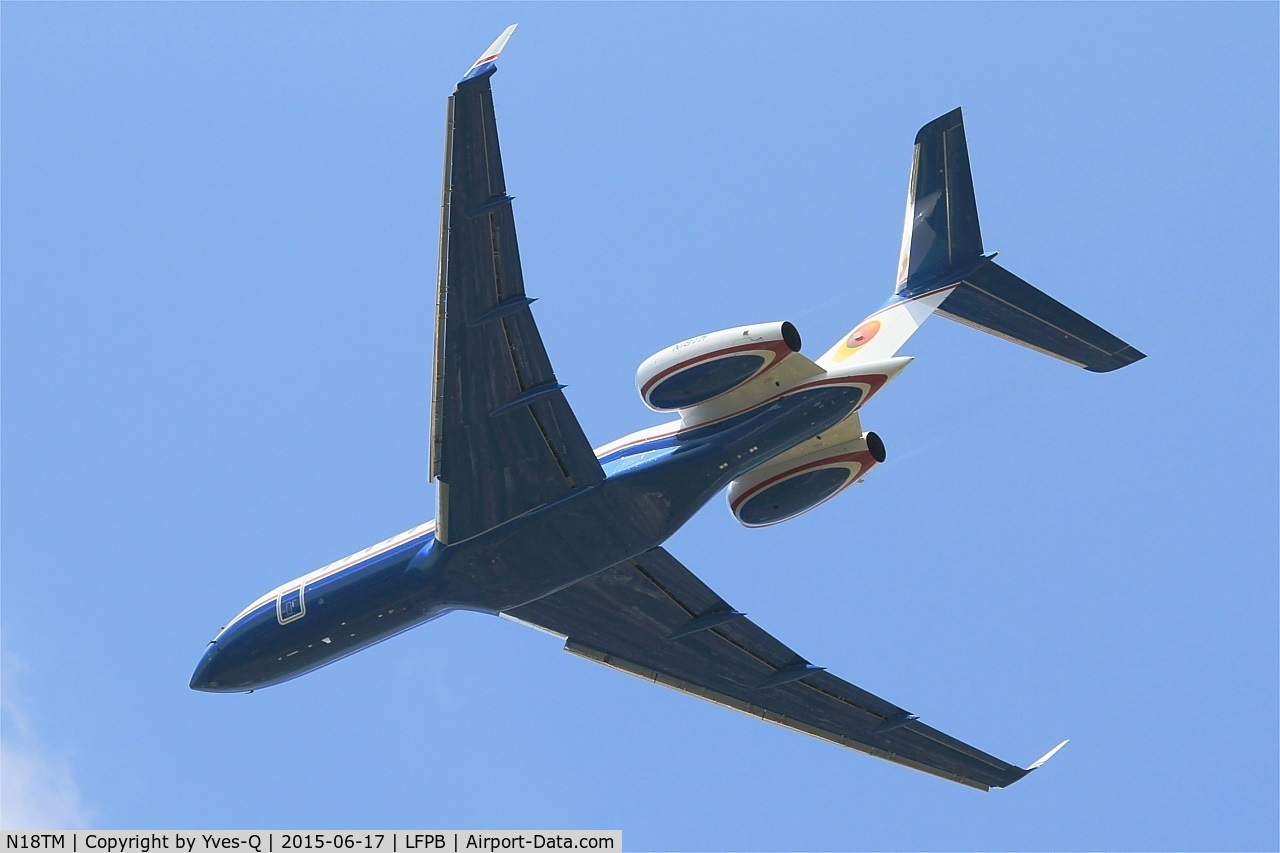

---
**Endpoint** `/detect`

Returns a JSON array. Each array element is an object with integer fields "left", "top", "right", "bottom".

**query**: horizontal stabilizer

[{"left": 938, "top": 262, "right": 1145, "bottom": 372}]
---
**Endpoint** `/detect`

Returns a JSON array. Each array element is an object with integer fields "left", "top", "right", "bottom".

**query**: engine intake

[
  {"left": 728, "top": 432, "right": 885, "bottom": 527},
  {"left": 636, "top": 322, "right": 801, "bottom": 412}
]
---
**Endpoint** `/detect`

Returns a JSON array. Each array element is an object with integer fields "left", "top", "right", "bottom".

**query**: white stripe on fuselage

[{"left": 230, "top": 519, "right": 438, "bottom": 625}]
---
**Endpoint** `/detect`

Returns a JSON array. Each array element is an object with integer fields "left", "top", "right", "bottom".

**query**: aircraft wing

[
  {"left": 505, "top": 547, "right": 1064, "bottom": 790},
  {"left": 431, "top": 27, "right": 604, "bottom": 544}
]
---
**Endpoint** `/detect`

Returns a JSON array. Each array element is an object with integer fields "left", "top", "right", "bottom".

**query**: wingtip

[
  {"left": 461, "top": 23, "right": 518, "bottom": 83},
  {"left": 1027, "top": 738, "right": 1069, "bottom": 770}
]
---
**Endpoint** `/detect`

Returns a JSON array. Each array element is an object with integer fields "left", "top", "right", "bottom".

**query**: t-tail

[{"left": 819, "top": 108, "right": 1145, "bottom": 373}]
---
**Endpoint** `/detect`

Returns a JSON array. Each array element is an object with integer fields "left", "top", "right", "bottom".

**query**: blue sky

[{"left": 2, "top": 3, "right": 1276, "bottom": 849}]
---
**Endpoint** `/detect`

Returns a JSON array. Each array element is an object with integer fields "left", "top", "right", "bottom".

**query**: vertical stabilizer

[
  {"left": 896, "top": 108, "right": 983, "bottom": 292},
  {"left": 820, "top": 109, "right": 984, "bottom": 369}
]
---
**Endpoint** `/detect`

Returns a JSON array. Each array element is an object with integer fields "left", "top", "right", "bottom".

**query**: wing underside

[
  {"left": 432, "top": 54, "right": 603, "bottom": 544},
  {"left": 506, "top": 547, "right": 1043, "bottom": 790}
]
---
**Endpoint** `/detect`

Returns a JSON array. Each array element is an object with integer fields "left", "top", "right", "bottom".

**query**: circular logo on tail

[{"left": 843, "top": 320, "right": 881, "bottom": 351}]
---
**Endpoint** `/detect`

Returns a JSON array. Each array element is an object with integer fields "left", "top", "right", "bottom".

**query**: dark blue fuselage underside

[{"left": 191, "top": 384, "right": 862, "bottom": 692}]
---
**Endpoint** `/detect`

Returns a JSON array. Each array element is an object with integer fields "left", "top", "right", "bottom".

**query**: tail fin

[
  {"left": 820, "top": 109, "right": 1144, "bottom": 374},
  {"left": 896, "top": 108, "right": 984, "bottom": 290}
]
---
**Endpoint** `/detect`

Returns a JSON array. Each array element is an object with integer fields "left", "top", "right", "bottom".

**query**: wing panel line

[
  {"left": 629, "top": 558, "right": 699, "bottom": 618},
  {"left": 711, "top": 624, "right": 786, "bottom": 670},
  {"left": 529, "top": 400, "right": 577, "bottom": 486}
]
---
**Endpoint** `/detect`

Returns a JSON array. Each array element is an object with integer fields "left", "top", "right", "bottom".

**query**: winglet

[
  {"left": 461, "top": 24, "right": 518, "bottom": 83},
  {"left": 1027, "top": 738, "right": 1069, "bottom": 770}
]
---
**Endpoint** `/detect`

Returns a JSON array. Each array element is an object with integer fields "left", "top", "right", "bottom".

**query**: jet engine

[
  {"left": 636, "top": 321, "right": 802, "bottom": 412},
  {"left": 728, "top": 432, "right": 886, "bottom": 527}
]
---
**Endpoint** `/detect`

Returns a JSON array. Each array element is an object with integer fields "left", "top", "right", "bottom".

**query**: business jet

[{"left": 191, "top": 26, "right": 1142, "bottom": 790}]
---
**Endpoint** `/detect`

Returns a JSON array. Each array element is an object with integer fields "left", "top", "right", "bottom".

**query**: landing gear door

[{"left": 277, "top": 583, "right": 305, "bottom": 624}]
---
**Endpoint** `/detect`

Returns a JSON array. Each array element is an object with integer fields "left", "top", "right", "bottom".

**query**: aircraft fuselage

[{"left": 190, "top": 381, "right": 863, "bottom": 692}]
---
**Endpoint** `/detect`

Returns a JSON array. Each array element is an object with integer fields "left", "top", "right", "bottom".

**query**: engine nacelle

[
  {"left": 728, "top": 432, "right": 886, "bottom": 527},
  {"left": 636, "top": 321, "right": 802, "bottom": 412}
]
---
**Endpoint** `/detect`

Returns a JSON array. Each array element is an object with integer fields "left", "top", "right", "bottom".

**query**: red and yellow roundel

[
  {"left": 844, "top": 319, "right": 880, "bottom": 349},
  {"left": 830, "top": 319, "right": 880, "bottom": 362}
]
